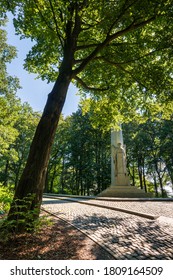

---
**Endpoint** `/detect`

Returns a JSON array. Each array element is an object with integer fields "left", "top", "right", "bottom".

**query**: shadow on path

[
  {"left": 71, "top": 214, "right": 173, "bottom": 260},
  {"left": 0, "top": 218, "right": 115, "bottom": 260}
]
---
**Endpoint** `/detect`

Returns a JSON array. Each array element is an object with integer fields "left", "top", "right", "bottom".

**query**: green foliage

[
  {"left": 0, "top": 15, "right": 21, "bottom": 158},
  {"left": 1, "top": 0, "right": 173, "bottom": 123},
  {"left": 0, "top": 184, "right": 13, "bottom": 213},
  {"left": 7, "top": 194, "right": 39, "bottom": 230},
  {"left": 0, "top": 17, "right": 20, "bottom": 94},
  {"left": 0, "top": 193, "right": 52, "bottom": 237},
  {"left": 44, "top": 108, "right": 173, "bottom": 197},
  {"left": 123, "top": 117, "right": 173, "bottom": 197},
  {"left": 0, "top": 93, "right": 20, "bottom": 155},
  {"left": 45, "top": 110, "right": 111, "bottom": 195},
  {"left": 0, "top": 99, "right": 40, "bottom": 187}
]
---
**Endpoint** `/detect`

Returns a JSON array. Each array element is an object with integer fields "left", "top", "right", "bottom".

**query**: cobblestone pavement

[{"left": 42, "top": 198, "right": 173, "bottom": 260}]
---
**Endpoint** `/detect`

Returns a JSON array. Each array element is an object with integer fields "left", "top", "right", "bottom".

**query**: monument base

[{"left": 98, "top": 185, "right": 153, "bottom": 198}]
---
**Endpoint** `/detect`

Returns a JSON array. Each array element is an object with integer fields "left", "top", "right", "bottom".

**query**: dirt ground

[{"left": 0, "top": 215, "right": 114, "bottom": 260}]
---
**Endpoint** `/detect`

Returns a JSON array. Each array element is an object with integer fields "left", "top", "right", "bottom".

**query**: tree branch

[
  {"left": 48, "top": 0, "right": 64, "bottom": 47},
  {"left": 107, "top": 0, "right": 139, "bottom": 35},
  {"left": 77, "top": 1, "right": 139, "bottom": 50},
  {"left": 71, "top": 6, "right": 82, "bottom": 42},
  {"left": 107, "top": 16, "right": 155, "bottom": 43},
  {"left": 114, "top": 63, "right": 147, "bottom": 89},
  {"left": 94, "top": 55, "right": 148, "bottom": 89},
  {"left": 76, "top": 43, "right": 100, "bottom": 50},
  {"left": 72, "top": 16, "right": 156, "bottom": 77},
  {"left": 74, "top": 58, "right": 86, "bottom": 64},
  {"left": 75, "top": 76, "right": 109, "bottom": 92},
  {"left": 34, "top": 0, "right": 55, "bottom": 34},
  {"left": 96, "top": 48, "right": 163, "bottom": 65}
]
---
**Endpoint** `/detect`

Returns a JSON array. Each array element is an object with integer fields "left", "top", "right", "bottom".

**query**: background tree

[
  {"left": 159, "top": 118, "right": 173, "bottom": 187},
  {"left": 0, "top": 16, "right": 20, "bottom": 156},
  {"left": 7, "top": 104, "right": 40, "bottom": 189},
  {"left": 0, "top": 15, "right": 21, "bottom": 184},
  {"left": 0, "top": 14, "right": 21, "bottom": 214},
  {"left": 0, "top": 102, "right": 40, "bottom": 186},
  {"left": 44, "top": 115, "right": 71, "bottom": 194},
  {"left": 123, "top": 118, "right": 173, "bottom": 197},
  {"left": 45, "top": 110, "right": 173, "bottom": 197},
  {"left": 0, "top": 18, "right": 39, "bottom": 188},
  {"left": 45, "top": 109, "right": 110, "bottom": 195},
  {"left": 1, "top": 0, "right": 173, "bottom": 231}
]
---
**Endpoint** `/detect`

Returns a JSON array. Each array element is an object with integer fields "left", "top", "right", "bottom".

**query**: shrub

[{"left": 0, "top": 184, "right": 14, "bottom": 213}]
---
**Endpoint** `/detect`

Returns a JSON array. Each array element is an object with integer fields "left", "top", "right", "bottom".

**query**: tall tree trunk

[
  {"left": 153, "top": 174, "right": 158, "bottom": 197},
  {"left": 3, "top": 160, "right": 9, "bottom": 187},
  {"left": 138, "top": 167, "right": 143, "bottom": 189},
  {"left": 132, "top": 163, "right": 136, "bottom": 186},
  {"left": 158, "top": 174, "right": 164, "bottom": 197},
  {"left": 50, "top": 165, "right": 57, "bottom": 193},
  {"left": 142, "top": 167, "right": 147, "bottom": 193},
  {"left": 167, "top": 166, "right": 173, "bottom": 188},
  {"left": 44, "top": 169, "right": 49, "bottom": 193},
  {"left": 60, "top": 157, "right": 66, "bottom": 194},
  {"left": 7, "top": 69, "right": 72, "bottom": 230}
]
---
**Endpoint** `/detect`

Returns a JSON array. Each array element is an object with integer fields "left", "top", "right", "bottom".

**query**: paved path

[{"left": 42, "top": 197, "right": 173, "bottom": 260}]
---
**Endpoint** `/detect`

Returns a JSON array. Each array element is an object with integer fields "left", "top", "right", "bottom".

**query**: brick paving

[{"left": 42, "top": 197, "right": 173, "bottom": 260}]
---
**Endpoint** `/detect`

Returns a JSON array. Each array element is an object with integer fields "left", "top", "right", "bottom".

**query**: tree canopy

[{"left": 2, "top": 0, "right": 173, "bottom": 125}]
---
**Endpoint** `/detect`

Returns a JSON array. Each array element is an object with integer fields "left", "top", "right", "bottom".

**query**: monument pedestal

[{"left": 98, "top": 185, "right": 153, "bottom": 198}]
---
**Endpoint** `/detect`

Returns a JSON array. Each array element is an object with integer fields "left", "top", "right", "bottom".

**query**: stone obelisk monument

[
  {"left": 111, "top": 126, "right": 130, "bottom": 186},
  {"left": 98, "top": 126, "right": 152, "bottom": 197}
]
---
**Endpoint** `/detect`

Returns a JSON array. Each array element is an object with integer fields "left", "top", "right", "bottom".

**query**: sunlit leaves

[
  {"left": 1, "top": 0, "right": 173, "bottom": 123},
  {"left": 0, "top": 24, "right": 19, "bottom": 94},
  {"left": 123, "top": 117, "right": 173, "bottom": 195},
  {"left": 0, "top": 18, "right": 21, "bottom": 155},
  {"left": 0, "top": 93, "right": 20, "bottom": 154},
  {"left": 46, "top": 109, "right": 111, "bottom": 194},
  {"left": 0, "top": 99, "right": 40, "bottom": 187}
]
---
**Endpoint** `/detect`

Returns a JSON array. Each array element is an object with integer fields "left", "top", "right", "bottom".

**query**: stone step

[{"left": 98, "top": 185, "right": 153, "bottom": 198}]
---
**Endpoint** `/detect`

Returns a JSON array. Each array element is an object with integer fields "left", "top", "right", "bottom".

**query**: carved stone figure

[
  {"left": 113, "top": 143, "right": 127, "bottom": 176},
  {"left": 111, "top": 128, "right": 130, "bottom": 186}
]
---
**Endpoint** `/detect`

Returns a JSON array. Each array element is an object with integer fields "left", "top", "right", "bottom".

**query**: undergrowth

[{"left": 0, "top": 188, "right": 52, "bottom": 242}]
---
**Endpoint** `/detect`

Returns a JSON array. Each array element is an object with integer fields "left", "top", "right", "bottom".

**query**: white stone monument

[
  {"left": 111, "top": 127, "right": 130, "bottom": 186},
  {"left": 98, "top": 126, "right": 152, "bottom": 197}
]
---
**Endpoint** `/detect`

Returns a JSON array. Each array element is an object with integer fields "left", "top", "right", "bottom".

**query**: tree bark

[
  {"left": 142, "top": 166, "right": 147, "bottom": 193},
  {"left": 153, "top": 174, "right": 158, "bottom": 197},
  {"left": 138, "top": 166, "right": 143, "bottom": 189},
  {"left": 3, "top": 160, "right": 9, "bottom": 187},
  {"left": 7, "top": 68, "right": 72, "bottom": 229}
]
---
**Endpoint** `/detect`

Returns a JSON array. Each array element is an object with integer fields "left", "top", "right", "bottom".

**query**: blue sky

[{"left": 6, "top": 14, "right": 80, "bottom": 116}]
